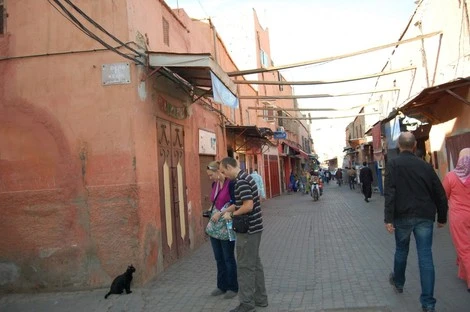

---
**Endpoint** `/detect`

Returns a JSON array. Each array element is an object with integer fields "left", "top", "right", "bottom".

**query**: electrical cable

[
  {"left": 50, "top": 0, "right": 144, "bottom": 65},
  {"left": 62, "top": 0, "right": 142, "bottom": 57},
  {"left": 48, "top": 0, "right": 91, "bottom": 39}
]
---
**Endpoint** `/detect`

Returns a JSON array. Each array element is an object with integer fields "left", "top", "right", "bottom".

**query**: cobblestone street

[{"left": 2, "top": 182, "right": 469, "bottom": 312}]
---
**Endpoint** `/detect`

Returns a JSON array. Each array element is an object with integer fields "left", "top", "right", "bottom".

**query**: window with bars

[
  {"left": 277, "top": 72, "right": 284, "bottom": 91},
  {"left": 0, "top": 0, "right": 5, "bottom": 35},
  {"left": 260, "top": 49, "right": 269, "bottom": 68},
  {"left": 162, "top": 17, "right": 169, "bottom": 46},
  {"left": 277, "top": 110, "right": 283, "bottom": 126}
]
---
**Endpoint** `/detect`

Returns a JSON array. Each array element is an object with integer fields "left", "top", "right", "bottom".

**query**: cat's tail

[{"left": 104, "top": 292, "right": 111, "bottom": 299}]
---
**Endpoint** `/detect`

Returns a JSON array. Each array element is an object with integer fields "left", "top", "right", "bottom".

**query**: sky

[{"left": 165, "top": 0, "right": 418, "bottom": 161}]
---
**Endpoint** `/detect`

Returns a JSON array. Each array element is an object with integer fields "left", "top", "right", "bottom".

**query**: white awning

[{"left": 147, "top": 52, "right": 238, "bottom": 104}]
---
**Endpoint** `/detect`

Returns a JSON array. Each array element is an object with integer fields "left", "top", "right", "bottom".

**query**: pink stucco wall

[
  {"left": 0, "top": 0, "right": 143, "bottom": 289},
  {"left": 0, "top": 0, "right": 254, "bottom": 292}
]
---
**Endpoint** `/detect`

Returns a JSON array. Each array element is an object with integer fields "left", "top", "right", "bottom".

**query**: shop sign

[{"left": 158, "top": 95, "right": 189, "bottom": 119}]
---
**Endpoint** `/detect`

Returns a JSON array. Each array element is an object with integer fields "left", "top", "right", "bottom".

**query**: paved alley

[{"left": 1, "top": 182, "right": 469, "bottom": 312}]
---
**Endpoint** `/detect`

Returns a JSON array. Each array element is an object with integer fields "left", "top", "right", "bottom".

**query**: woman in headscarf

[{"left": 443, "top": 148, "right": 470, "bottom": 292}]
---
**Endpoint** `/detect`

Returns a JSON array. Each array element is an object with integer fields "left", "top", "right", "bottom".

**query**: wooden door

[
  {"left": 199, "top": 155, "right": 215, "bottom": 240},
  {"left": 199, "top": 155, "right": 215, "bottom": 212},
  {"left": 263, "top": 155, "right": 271, "bottom": 198},
  {"left": 446, "top": 132, "right": 470, "bottom": 170},
  {"left": 157, "top": 118, "right": 189, "bottom": 267},
  {"left": 269, "top": 155, "right": 281, "bottom": 197}
]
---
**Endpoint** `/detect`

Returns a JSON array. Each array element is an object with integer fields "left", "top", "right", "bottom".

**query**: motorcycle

[
  {"left": 298, "top": 180, "right": 306, "bottom": 195},
  {"left": 311, "top": 182, "right": 320, "bottom": 201}
]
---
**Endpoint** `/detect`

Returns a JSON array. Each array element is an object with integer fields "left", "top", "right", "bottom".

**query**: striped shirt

[{"left": 234, "top": 171, "right": 263, "bottom": 234}]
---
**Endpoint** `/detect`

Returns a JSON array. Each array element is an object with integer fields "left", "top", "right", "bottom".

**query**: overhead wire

[
  {"left": 369, "top": 0, "right": 425, "bottom": 107},
  {"left": 49, "top": 0, "right": 144, "bottom": 65},
  {"left": 62, "top": 0, "right": 142, "bottom": 56}
]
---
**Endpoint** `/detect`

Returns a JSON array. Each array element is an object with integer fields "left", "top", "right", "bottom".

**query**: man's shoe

[
  {"left": 255, "top": 302, "right": 268, "bottom": 307},
  {"left": 389, "top": 272, "right": 403, "bottom": 293},
  {"left": 365, "top": 198, "right": 369, "bottom": 202},
  {"left": 229, "top": 304, "right": 256, "bottom": 312},
  {"left": 422, "top": 308, "right": 436, "bottom": 312},
  {"left": 223, "top": 290, "right": 237, "bottom": 299},
  {"left": 211, "top": 288, "right": 226, "bottom": 296}
]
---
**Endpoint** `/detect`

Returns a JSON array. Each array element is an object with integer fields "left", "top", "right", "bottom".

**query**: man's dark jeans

[
  {"left": 210, "top": 237, "right": 238, "bottom": 292},
  {"left": 393, "top": 218, "right": 436, "bottom": 310},
  {"left": 349, "top": 176, "right": 355, "bottom": 189}
]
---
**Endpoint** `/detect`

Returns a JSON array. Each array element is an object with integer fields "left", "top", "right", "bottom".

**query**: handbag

[
  {"left": 205, "top": 208, "right": 231, "bottom": 240},
  {"left": 232, "top": 214, "right": 250, "bottom": 233},
  {"left": 204, "top": 184, "right": 234, "bottom": 240}
]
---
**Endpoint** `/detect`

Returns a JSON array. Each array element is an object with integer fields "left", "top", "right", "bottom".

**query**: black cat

[{"left": 104, "top": 265, "right": 136, "bottom": 299}]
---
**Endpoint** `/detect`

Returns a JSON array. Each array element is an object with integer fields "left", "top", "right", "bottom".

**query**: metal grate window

[
  {"left": 0, "top": 0, "right": 4, "bottom": 35},
  {"left": 277, "top": 110, "right": 283, "bottom": 126},
  {"left": 278, "top": 72, "right": 284, "bottom": 91},
  {"left": 162, "top": 17, "right": 169, "bottom": 46}
]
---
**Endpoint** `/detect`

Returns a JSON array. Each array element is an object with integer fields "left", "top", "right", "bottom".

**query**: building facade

[
  {"left": 366, "top": 0, "right": 470, "bottom": 176},
  {"left": 0, "top": 0, "right": 312, "bottom": 292}
]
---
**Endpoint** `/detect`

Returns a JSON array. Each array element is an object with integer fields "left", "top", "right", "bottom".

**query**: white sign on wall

[
  {"left": 199, "top": 129, "right": 216, "bottom": 155},
  {"left": 102, "top": 63, "right": 131, "bottom": 85}
]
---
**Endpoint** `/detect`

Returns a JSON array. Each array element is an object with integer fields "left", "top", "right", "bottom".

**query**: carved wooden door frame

[{"left": 157, "top": 118, "right": 189, "bottom": 267}]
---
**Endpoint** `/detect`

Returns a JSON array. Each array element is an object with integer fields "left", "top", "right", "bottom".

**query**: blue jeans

[
  {"left": 210, "top": 237, "right": 238, "bottom": 292},
  {"left": 393, "top": 218, "right": 436, "bottom": 309}
]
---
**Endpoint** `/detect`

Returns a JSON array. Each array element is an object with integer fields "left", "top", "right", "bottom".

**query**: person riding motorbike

[{"left": 310, "top": 173, "right": 323, "bottom": 196}]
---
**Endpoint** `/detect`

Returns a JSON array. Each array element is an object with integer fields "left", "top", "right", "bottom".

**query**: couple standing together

[{"left": 206, "top": 157, "right": 268, "bottom": 312}]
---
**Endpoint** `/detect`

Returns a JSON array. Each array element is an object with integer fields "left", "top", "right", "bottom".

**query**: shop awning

[
  {"left": 147, "top": 52, "right": 239, "bottom": 107},
  {"left": 282, "top": 141, "right": 309, "bottom": 159},
  {"left": 385, "top": 77, "right": 470, "bottom": 124},
  {"left": 225, "top": 125, "right": 274, "bottom": 138},
  {"left": 299, "top": 150, "right": 309, "bottom": 159},
  {"left": 348, "top": 138, "right": 365, "bottom": 149},
  {"left": 225, "top": 125, "right": 274, "bottom": 153}
]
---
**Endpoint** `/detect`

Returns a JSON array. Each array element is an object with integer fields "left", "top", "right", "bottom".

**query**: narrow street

[{"left": 1, "top": 182, "right": 468, "bottom": 312}]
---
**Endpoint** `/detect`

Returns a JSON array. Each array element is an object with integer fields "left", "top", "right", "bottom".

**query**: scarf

[{"left": 454, "top": 148, "right": 470, "bottom": 183}]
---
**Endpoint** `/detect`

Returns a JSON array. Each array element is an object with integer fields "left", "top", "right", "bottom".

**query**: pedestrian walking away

[
  {"left": 443, "top": 147, "right": 470, "bottom": 292},
  {"left": 335, "top": 168, "right": 343, "bottom": 186},
  {"left": 205, "top": 161, "right": 239, "bottom": 299},
  {"left": 289, "top": 171, "right": 297, "bottom": 192},
  {"left": 384, "top": 132, "right": 448, "bottom": 312},
  {"left": 220, "top": 157, "right": 268, "bottom": 312},
  {"left": 347, "top": 167, "right": 356, "bottom": 190},
  {"left": 250, "top": 169, "right": 266, "bottom": 200},
  {"left": 360, "top": 161, "right": 373, "bottom": 202}
]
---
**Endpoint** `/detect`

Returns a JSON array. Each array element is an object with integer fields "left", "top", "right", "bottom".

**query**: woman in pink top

[
  {"left": 205, "top": 161, "right": 238, "bottom": 299},
  {"left": 443, "top": 148, "right": 470, "bottom": 292}
]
